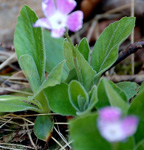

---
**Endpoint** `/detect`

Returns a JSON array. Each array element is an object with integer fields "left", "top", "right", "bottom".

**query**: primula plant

[{"left": 1, "top": 0, "right": 144, "bottom": 149}]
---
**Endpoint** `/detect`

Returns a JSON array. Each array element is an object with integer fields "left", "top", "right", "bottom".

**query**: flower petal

[
  {"left": 67, "top": 11, "right": 83, "bottom": 32},
  {"left": 122, "top": 116, "right": 139, "bottom": 137},
  {"left": 98, "top": 122, "right": 125, "bottom": 142},
  {"left": 56, "top": 0, "right": 76, "bottom": 14},
  {"left": 33, "top": 18, "right": 51, "bottom": 29},
  {"left": 98, "top": 107, "right": 121, "bottom": 122},
  {"left": 42, "top": 0, "right": 56, "bottom": 17},
  {"left": 51, "top": 28, "right": 66, "bottom": 38}
]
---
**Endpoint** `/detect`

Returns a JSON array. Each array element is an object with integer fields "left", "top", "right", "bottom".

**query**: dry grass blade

[
  {"left": 51, "top": 136, "right": 66, "bottom": 150},
  {"left": 54, "top": 126, "right": 71, "bottom": 149},
  {"left": 0, "top": 53, "right": 17, "bottom": 70},
  {"left": 25, "top": 121, "right": 37, "bottom": 149},
  {"left": 0, "top": 143, "right": 35, "bottom": 150},
  {"left": 59, "top": 140, "right": 73, "bottom": 150}
]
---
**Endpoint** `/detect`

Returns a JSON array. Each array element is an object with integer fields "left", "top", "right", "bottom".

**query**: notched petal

[
  {"left": 56, "top": 0, "right": 76, "bottom": 14},
  {"left": 122, "top": 116, "right": 139, "bottom": 137},
  {"left": 42, "top": 0, "right": 56, "bottom": 17},
  {"left": 98, "top": 107, "right": 121, "bottom": 122},
  {"left": 33, "top": 18, "right": 51, "bottom": 29},
  {"left": 51, "top": 28, "right": 66, "bottom": 38},
  {"left": 67, "top": 11, "right": 83, "bottom": 32}
]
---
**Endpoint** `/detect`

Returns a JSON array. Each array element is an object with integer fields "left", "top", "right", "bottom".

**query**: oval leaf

[
  {"left": 44, "top": 31, "right": 65, "bottom": 72},
  {"left": 91, "top": 17, "right": 135, "bottom": 75},
  {"left": 63, "top": 40, "right": 75, "bottom": 70},
  {"left": 20, "top": 54, "right": 41, "bottom": 93},
  {"left": 128, "top": 92, "right": 144, "bottom": 144},
  {"left": 45, "top": 83, "right": 76, "bottom": 116},
  {"left": 68, "top": 80, "right": 89, "bottom": 112},
  {"left": 76, "top": 50, "right": 96, "bottom": 91},
  {"left": 29, "top": 60, "right": 66, "bottom": 100},
  {"left": 97, "top": 78, "right": 129, "bottom": 114},
  {"left": 14, "top": 5, "right": 45, "bottom": 81},
  {"left": 0, "top": 95, "right": 40, "bottom": 112},
  {"left": 69, "top": 113, "right": 112, "bottom": 150},
  {"left": 34, "top": 115, "right": 54, "bottom": 141},
  {"left": 117, "top": 81, "right": 139, "bottom": 100},
  {"left": 78, "top": 38, "right": 90, "bottom": 62}
]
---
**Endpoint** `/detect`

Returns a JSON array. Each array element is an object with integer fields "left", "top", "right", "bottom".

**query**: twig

[
  {"left": 25, "top": 121, "right": 37, "bottom": 149},
  {"left": 108, "top": 41, "right": 144, "bottom": 71},
  {"left": 131, "top": 0, "right": 135, "bottom": 74},
  {"left": 106, "top": 74, "right": 144, "bottom": 83}
]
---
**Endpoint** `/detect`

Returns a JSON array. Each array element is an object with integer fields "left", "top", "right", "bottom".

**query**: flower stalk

[
  {"left": 112, "top": 143, "right": 118, "bottom": 150},
  {"left": 65, "top": 30, "right": 83, "bottom": 83}
]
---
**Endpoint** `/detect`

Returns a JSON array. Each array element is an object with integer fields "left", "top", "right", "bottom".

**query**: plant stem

[
  {"left": 65, "top": 30, "right": 83, "bottom": 83},
  {"left": 36, "top": 92, "right": 50, "bottom": 113},
  {"left": 73, "top": 56, "right": 83, "bottom": 83},
  {"left": 65, "top": 29, "right": 73, "bottom": 46},
  {"left": 112, "top": 143, "right": 118, "bottom": 150},
  {"left": 94, "top": 74, "right": 101, "bottom": 85}
]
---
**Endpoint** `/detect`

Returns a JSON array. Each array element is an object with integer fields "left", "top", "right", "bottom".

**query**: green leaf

[
  {"left": 128, "top": 91, "right": 144, "bottom": 119},
  {"left": 128, "top": 92, "right": 144, "bottom": 144},
  {"left": 88, "top": 85, "right": 98, "bottom": 110},
  {"left": 109, "top": 81, "right": 127, "bottom": 102},
  {"left": 43, "top": 31, "right": 66, "bottom": 73},
  {"left": 0, "top": 95, "right": 40, "bottom": 112},
  {"left": 69, "top": 113, "right": 112, "bottom": 150},
  {"left": 138, "top": 81, "right": 144, "bottom": 94},
  {"left": 63, "top": 40, "right": 75, "bottom": 70},
  {"left": 132, "top": 120, "right": 144, "bottom": 145},
  {"left": 45, "top": 83, "right": 76, "bottom": 116},
  {"left": 42, "top": 61, "right": 65, "bottom": 89},
  {"left": 91, "top": 17, "right": 135, "bottom": 75},
  {"left": 136, "top": 139, "right": 144, "bottom": 150},
  {"left": 97, "top": 79, "right": 110, "bottom": 108},
  {"left": 76, "top": 50, "right": 96, "bottom": 91},
  {"left": 20, "top": 54, "right": 50, "bottom": 113},
  {"left": 102, "top": 79, "right": 129, "bottom": 113},
  {"left": 68, "top": 81, "right": 89, "bottom": 113},
  {"left": 117, "top": 81, "right": 139, "bottom": 100},
  {"left": 29, "top": 60, "right": 65, "bottom": 99},
  {"left": 78, "top": 38, "right": 90, "bottom": 62},
  {"left": 97, "top": 78, "right": 129, "bottom": 114},
  {"left": 19, "top": 54, "right": 41, "bottom": 93},
  {"left": 34, "top": 115, "right": 54, "bottom": 141},
  {"left": 14, "top": 5, "right": 45, "bottom": 81},
  {"left": 117, "top": 137, "right": 135, "bottom": 150},
  {"left": 65, "top": 69, "right": 78, "bottom": 83}
]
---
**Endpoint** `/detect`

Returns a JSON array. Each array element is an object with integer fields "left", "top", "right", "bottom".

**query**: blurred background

[{"left": 0, "top": 0, "right": 144, "bottom": 44}]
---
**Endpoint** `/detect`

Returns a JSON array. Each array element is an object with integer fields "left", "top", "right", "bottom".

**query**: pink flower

[
  {"left": 97, "top": 107, "right": 139, "bottom": 143},
  {"left": 33, "top": 0, "right": 83, "bottom": 38}
]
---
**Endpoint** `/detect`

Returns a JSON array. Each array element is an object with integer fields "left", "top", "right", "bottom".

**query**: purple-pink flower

[
  {"left": 97, "top": 107, "right": 139, "bottom": 143},
  {"left": 33, "top": 0, "right": 83, "bottom": 38}
]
